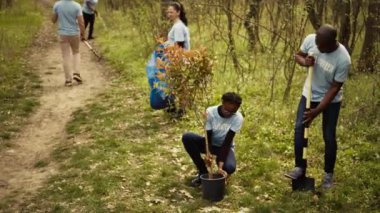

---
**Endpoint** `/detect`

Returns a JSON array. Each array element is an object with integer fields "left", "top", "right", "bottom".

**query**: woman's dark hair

[
  {"left": 169, "top": 1, "right": 188, "bottom": 26},
  {"left": 222, "top": 92, "right": 242, "bottom": 106}
]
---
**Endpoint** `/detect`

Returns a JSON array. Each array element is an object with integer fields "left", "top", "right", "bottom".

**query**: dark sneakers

[
  {"left": 284, "top": 167, "right": 305, "bottom": 179},
  {"left": 321, "top": 173, "right": 334, "bottom": 189},
  {"left": 191, "top": 176, "right": 201, "bottom": 187},
  {"left": 73, "top": 73, "right": 83, "bottom": 84},
  {"left": 190, "top": 175, "right": 202, "bottom": 187}
]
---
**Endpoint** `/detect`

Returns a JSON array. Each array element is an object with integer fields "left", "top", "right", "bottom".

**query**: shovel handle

[{"left": 303, "top": 53, "right": 314, "bottom": 159}]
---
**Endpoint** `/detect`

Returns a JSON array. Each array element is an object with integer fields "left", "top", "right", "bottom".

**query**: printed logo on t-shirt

[
  {"left": 317, "top": 58, "right": 334, "bottom": 74},
  {"left": 213, "top": 123, "right": 231, "bottom": 132}
]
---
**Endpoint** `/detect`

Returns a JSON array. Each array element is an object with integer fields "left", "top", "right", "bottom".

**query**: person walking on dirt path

[
  {"left": 82, "top": 0, "right": 98, "bottom": 40},
  {"left": 284, "top": 24, "right": 351, "bottom": 189},
  {"left": 182, "top": 92, "right": 244, "bottom": 187},
  {"left": 52, "top": 0, "right": 85, "bottom": 87}
]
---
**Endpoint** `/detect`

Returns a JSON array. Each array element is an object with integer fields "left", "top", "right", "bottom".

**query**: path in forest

[{"left": 0, "top": 11, "right": 108, "bottom": 206}]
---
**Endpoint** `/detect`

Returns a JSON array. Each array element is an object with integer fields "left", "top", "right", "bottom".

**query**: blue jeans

[
  {"left": 294, "top": 96, "right": 341, "bottom": 173},
  {"left": 182, "top": 132, "right": 236, "bottom": 175}
]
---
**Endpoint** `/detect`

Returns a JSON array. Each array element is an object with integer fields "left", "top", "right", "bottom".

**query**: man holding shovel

[
  {"left": 52, "top": 0, "right": 85, "bottom": 86},
  {"left": 285, "top": 24, "right": 351, "bottom": 189},
  {"left": 182, "top": 92, "right": 244, "bottom": 187}
]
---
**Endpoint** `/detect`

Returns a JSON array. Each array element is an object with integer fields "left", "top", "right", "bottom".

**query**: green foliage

[
  {"left": 156, "top": 43, "right": 213, "bottom": 114},
  {"left": 0, "top": 0, "right": 42, "bottom": 147},
  {"left": 34, "top": 160, "right": 49, "bottom": 168}
]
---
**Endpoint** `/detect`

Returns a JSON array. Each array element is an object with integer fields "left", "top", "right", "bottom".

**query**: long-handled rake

[
  {"left": 292, "top": 53, "right": 315, "bottom": 191},
  {"left": 83, "top": 40, "right": 102, "bottom": 61}
]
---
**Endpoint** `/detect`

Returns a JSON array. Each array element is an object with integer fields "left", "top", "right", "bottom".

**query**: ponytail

[{"left": 169, "top": 1, "right": 188, "bottom": 26}]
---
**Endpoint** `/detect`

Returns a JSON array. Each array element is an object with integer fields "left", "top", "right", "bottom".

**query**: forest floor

[{"left": 0, "top": 13, "right": 108, "bottom": 210}]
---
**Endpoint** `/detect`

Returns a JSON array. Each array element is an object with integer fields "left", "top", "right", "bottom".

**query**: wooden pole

[
  {"left": 303, "top": 53, "right": 314, "bottom": 160},
  {"left": 204, "top": 113, "right": 213, "bottom": 178}
]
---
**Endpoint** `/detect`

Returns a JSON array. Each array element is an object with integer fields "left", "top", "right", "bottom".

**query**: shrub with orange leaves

[{"left": 156, "top": 43, "right": 213, "bottom": 111}]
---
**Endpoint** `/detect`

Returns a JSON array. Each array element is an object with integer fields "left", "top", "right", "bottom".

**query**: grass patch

[
  {"left": 34, "top": 160, "right": 49, "bottom": 168},
  {"left": 0, "top": 1, "right": 43, "bottom": 148}
]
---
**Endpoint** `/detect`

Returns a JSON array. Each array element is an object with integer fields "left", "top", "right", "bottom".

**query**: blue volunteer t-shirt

[
  {"left": 205, "top": 106, "right": 244, "bottom": 147},
  {"left": 168, "top": 20, "right": 191, "bottom": 50},
  {"left": 83, "top": 0, "right": 98, "bottom": 15},
  {"left": 53, "top": 0, "right": 82, "bottom": 36},
  {"left": 300, "top": 34, "right": 351, "bottom": 102}
]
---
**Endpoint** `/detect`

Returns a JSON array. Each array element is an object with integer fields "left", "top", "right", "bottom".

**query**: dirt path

[{"left": 0, "top": 16, "right": 107, "bottom": 203}]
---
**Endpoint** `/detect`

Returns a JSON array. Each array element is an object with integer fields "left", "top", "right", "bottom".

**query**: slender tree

[
  {"left": 338, "top": 0, "right": 351, "bottom": 53},
  {"left": 305, "top": 0, "right": 325, "bottom": 30},
  {"left": 358, "top": 0, "right": 380, "bottom": 73},
  {"left": 244, "top": 0, "right": 262, "bottom": 52},
  {"left": 224, "top": 0, "right": 241, "bottom": 75},
  {"left": 0, "top": 0, "right": 12, "bottom": 10},
  {"left": 349, "top": 0, "right": 363, "bottom": 53}
]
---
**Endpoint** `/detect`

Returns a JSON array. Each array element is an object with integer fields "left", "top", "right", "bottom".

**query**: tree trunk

[
  {"left": 306, "top": 0, "right": 322, "bottom": 30},
  {"left": 0, "top": 0, "right": 12, "bottom": 10},
  {"left": 338, "top": 0, "right": 351, "bottom": 53},
  {"left": 358, "top": 0, "right": 380, "bottom": 73},
  {"left": 225, "top": 0, "right": 240, "bottom": 74},
  {"left": 244, "top": 0, "right": 262, "bottom": 52},
  {"left": 349, "top": 0, "right": 363, "bottom": 53}
]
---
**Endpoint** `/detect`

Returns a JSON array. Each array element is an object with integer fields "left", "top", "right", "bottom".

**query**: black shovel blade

[{"left": 292, "top": 176, "right": 315, "bottom": 191}]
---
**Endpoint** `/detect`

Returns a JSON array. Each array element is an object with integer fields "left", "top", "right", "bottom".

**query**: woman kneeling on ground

[{"left": 182, "top": 92, "right": 244, "bottom": 187}]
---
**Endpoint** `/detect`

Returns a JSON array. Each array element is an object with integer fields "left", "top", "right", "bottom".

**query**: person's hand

[
  {"left": 204, "top": 154, "right": 213, "bottom": 168},
  {"left": 217, "top": 168, "right": 228, "bottom": 177},
  {"left": 303, "top": 108, "right": 319, "bottom": 126},
  {"left": 94, "top": 10, "right": 98, "bottom": 16},
  {"left": 304, "top": 56, "right": 315, "bottom": 66},
  {"left": 81, "top": 36, "right": 86, "bottom": 41}
]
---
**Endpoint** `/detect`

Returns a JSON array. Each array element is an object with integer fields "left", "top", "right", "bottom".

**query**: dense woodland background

[{"left": 0, "top": 0, "right": 379, "bottom": 212}]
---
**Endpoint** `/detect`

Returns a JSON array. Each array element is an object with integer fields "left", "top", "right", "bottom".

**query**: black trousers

[
  {"left": 294, "top": 96, "right": 341, "bottom": 173},
  {"left": 182, "top": 132, "right": 236, "bottom": 175},
  {"left": 83, "top": 12, "right": 95, "bottom": 39}
]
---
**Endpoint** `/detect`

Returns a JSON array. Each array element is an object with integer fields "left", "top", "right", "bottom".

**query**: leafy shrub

[{"left": 156, "top": 43, "right": 213, "bottom": 113}]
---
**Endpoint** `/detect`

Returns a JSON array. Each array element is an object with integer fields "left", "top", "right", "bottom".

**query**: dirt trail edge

[{"left": 0, "top": 13, "right": 107, "bottom": 203}]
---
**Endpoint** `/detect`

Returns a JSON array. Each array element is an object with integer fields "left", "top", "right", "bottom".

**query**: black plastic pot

[{"left": 200, "top": 173, "right": 226, "bottom": 202}]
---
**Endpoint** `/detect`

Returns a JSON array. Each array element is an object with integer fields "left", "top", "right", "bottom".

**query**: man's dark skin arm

[
  {"left": 295, "top": 51, "right": 343, "bottom": 125},
  {"left": 295, "top": 51, "right": 315, "bottom": 67},
  {"left": 304, "top": 81, "right": 342, "bottom": 125},
  {"left": 217, "top": 130, "right": 236, "bottom": 177}
]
